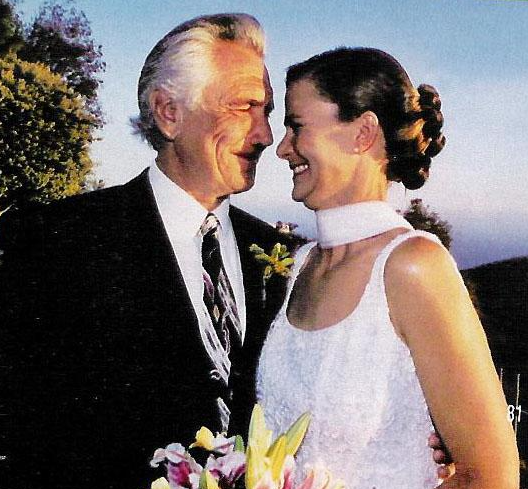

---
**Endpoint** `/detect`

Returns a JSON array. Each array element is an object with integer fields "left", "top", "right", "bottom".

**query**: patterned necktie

[{"left": 200, "top": 213, "right": 243, "bottom": 377}]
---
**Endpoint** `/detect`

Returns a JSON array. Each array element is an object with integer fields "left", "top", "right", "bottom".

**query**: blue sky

[{"left": 17, "top": 0, "right": 528, "bottom": 268}]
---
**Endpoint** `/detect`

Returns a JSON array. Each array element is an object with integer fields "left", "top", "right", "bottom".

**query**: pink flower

[
  {"left": 295, "top": 466, "right": 344, "bottom": 489},
  {"left": 205, "top": 450, "right": 246, "bottom": 485},
  {"left": 150, "top": 443, "right": 203, "bottom": 489}
]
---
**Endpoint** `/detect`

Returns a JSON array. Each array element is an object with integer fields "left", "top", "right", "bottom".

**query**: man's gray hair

[{"left": 131, "top": 13, "right": 265, "bottom": 151}]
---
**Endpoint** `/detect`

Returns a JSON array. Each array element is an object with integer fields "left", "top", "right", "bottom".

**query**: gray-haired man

[{"left": 0, "top": 14, "right": 293, "bottom": 489}]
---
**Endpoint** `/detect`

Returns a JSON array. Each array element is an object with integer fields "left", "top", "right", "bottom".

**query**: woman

[{"left": 256, "top": 48, "right": 519, "bottom": 488}]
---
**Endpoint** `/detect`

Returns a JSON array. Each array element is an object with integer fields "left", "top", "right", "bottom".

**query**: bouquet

[{"left": 149, "top": 404, "right": 342, "bottom": 489}]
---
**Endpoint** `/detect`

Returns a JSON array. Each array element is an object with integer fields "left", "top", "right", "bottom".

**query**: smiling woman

[
  {"left": 277, "top": 78, "right": 371, "bottom": 209},
  {"left": 257, "top": 47, "right": 519, "bottom": 489}
]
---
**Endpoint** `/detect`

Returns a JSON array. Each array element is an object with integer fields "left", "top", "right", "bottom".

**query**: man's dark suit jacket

[{"left": 0, "top": 169, "right": 298, "bottom": 489}]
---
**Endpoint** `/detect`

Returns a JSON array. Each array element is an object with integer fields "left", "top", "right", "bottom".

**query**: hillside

[
  {"left": 462, "top": 256, "right": 528, "bottom": 374},
  {"left": 462, "top": 256, "right": 527, "bottom": 485}
]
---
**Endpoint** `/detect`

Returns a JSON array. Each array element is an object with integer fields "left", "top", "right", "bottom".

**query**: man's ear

[
  {"left": 149, "top": 89, "right": 182, "bottom": 140},
  {"left": 354, "top": 111, "right": 380, "bottom": 153}
]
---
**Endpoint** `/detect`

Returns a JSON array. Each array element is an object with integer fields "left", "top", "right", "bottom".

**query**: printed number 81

[{"left": 507, "top": 405, "right": 521, "bottom": 423}]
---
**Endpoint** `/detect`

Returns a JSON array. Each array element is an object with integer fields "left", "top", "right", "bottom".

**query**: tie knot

[{"left": 200, "top": 213, "right": 219, "bottom": 238}]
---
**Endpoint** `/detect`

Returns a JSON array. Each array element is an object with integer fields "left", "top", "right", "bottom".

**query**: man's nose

[{"left": 250, "top": 114, "right": 273, "bottom": 148}]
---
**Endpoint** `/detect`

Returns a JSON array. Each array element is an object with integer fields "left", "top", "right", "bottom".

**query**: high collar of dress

[{"left": 316, "top": 201, "right": 413, "bottom": 249}]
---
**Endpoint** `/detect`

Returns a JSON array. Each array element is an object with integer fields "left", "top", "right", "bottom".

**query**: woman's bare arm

[{"left": 386, "top": 237, "right": 519, "bottom": 488}]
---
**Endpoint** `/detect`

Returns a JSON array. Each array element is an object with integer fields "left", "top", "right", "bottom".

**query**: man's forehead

[
  {"left": 212, "top": 40, "right": 262, "bottom": 67},
  {"left": 206, "top": 41, "right": 274, "bottom": 106},
  {"left": 264, "top": 66, "right": 274, "bottom": 100}
]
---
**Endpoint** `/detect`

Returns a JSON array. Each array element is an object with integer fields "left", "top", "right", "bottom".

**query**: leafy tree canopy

[
  {"left": 0, "top": 0, "right": 24, "bottom": 56},
  {"left": 17, "top": 0, "right": 106, "bottom": 126},
  {"left": 403, "top": 198, "right": 452, "bottom": 250},
  {"left": 0, "top": 55, "right": 95, "bottom": 211},
  {"left": 0, "top": 0, "right": 105, "bottom": 212}
]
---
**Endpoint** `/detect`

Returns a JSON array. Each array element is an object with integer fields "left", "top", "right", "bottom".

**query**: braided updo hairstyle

[{"left": 286, "top": 47, "right": 446, "bottom": 190}]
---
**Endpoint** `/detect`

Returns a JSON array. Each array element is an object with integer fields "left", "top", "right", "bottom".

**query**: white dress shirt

[{"left": 148, "top": 163, "right": 247, "bottom": 344}]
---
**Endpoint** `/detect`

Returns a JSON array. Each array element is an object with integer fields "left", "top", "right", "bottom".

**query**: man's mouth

[{"left": 237, "top": 150, "right": 263, "bottom": 163}]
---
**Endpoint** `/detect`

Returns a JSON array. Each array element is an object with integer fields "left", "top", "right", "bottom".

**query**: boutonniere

[{"left": 249, "top": 243, "right": 294, "bottom": 304}]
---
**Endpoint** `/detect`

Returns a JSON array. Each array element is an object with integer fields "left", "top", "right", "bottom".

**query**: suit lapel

[
  {"left": 229, "top": 207, "right": 288, "bottom": 353},
  {"left": 122, "top": 170, "right": 200, "bottom": 338},
  {"left": 230, "top": 208, "right": 266, "bottom": 319}
]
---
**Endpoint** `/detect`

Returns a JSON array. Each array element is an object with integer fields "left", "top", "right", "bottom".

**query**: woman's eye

[{"left": 290, "top": 123, "right": 302, "bottom": 135}]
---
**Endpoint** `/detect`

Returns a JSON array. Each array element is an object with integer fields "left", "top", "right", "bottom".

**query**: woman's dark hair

[{"left": 286, "top": 47, "right": 446, "bottom": 190}]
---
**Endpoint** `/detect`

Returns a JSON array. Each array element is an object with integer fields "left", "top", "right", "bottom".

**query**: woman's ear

[
  {"left": 354, "top": 111, "right": 380, "bottom": 153},
  {"left": 149, "top": 89, "right": 182, "bottom": 141}
]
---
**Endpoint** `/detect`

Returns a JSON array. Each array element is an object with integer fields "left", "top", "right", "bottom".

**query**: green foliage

[
  {"left": 0, "top": 0, "right": 104, "bottom": 211},
  {"left": 17, "top": 1, "right": 106, "bottom": 125},
  {"left": 0, "top": 0, "right": 24, "bottom": 56},
  {"left": 403, "top": 198, "right": 452, "bottom": 250},
  {"left": 0, "top": 55, "right": 96, "bottom": 211}
]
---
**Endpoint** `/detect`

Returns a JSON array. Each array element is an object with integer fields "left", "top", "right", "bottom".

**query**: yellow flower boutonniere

[
  {"left": 250, "top": 243, "right": 294, "bottom": 282},
  {"left": 249, "top": 243, "right": 294, "bottom": 304}
]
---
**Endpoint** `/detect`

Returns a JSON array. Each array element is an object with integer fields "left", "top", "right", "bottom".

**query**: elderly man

[{"left": 0, "top": 13, "right": 294, "bottom": 489}]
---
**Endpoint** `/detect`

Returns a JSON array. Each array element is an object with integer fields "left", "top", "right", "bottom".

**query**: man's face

[{"left": 175, "top": 40, "right": 274, "bottom": 205}]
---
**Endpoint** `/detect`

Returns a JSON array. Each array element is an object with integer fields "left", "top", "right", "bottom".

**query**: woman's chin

[
  {"left": 291, "top": 188, "right": 307, "bottom": 204},
  {"left": 292, "top": 191, "right": 318, "bottom": 210}
]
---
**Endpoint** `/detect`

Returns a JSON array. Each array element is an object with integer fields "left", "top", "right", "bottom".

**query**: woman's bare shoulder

[
  {"left": 384, "top": 234, "right": 456, "bottom": 285},
  {"left": 383, "top": 234, "right": 467, "bottom": 340}
]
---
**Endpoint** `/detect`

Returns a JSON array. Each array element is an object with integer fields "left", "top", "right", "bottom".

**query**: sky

[{"left": 17, "top": 0, "right": 528, "bottom": 269}]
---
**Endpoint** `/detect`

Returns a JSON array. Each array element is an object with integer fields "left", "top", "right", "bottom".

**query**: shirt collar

[{"left": 148, "top": 162, "right": 232, "bottom": 239}]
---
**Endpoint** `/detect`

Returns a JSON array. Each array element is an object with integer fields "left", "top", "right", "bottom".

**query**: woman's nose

[{"left": 276, "top": 131, "right": 292, "bottom": 160}]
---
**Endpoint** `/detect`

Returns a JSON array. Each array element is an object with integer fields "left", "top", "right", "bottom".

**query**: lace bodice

[{"left": 256, "top": 232, "right": 441, "bottom": 488}]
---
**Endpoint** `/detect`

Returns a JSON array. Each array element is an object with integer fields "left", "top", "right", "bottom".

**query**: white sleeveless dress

[{"left": 256, "top": 231, "right": 441, "bottom": 488}]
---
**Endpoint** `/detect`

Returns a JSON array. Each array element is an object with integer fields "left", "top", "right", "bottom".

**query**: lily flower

[
  {"left": 205, "top": 450, "right": 246, "bottom": 485},
  {"left": 198, "top": 470, "right": 220, "bottom": 489},
  {"left": 245, "top": 405, "right": 273, "bottom": 489},
  {"left": 245, "top": 405, "right": 311, "bottom": 489},
  {"left": 151, "top": 443, "right": 187, "bottom": 467},
  {"left": 151, "top": 477, "right": 171, "bottom": 489},
  {"left": 190, "top": 427, "right": 236, "bottom": 455},
  {"left": 149, "top": 404, "right": 317, "bottom": 489},
  {"left": 150, "top": 443, "right": 202, "bottom": 489},
  {"left": 297, "top": 467, "right": 345, "bottom": 489},
  {"left": 283, "top": 412, "right": 311, "bottom": 456}
]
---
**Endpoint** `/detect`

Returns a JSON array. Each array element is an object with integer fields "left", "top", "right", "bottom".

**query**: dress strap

[{"left": 351, "top": 230, "right": 446, "bottom": 347}]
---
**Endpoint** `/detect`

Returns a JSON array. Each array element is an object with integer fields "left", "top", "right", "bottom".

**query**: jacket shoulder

[
  {"left": 0, "top": 170, "right": 150, "bottom": 251},
  {"left": 229, "top": 206, "right": 304, "bottom": 249}
]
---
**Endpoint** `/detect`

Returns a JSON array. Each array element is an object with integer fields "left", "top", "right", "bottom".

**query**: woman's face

[{"left": 276, "top": 78, "right": 359, "bottom": 210}]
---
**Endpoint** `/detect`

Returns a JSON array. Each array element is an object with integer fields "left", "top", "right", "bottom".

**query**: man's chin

[
  {"left": 232, "top": 178, "right": 256, "bottom": 194},
  {"left": 236, "top": 168, "right": 257, "bottom": 192}
]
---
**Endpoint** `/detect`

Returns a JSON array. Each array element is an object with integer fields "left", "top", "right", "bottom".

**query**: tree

[
  {"left": 0, "top": 0, "right": 24, "bottom": 56},
  {"left": 0, "top": 0, "right": 105, "bottom": 211},
  {"left": 403, "top": 198, "right": 452, "bottom": 250},
  {"left": 0, "top": 55, "right": 96, "bottom": 211},
  {"left": 17, "top": 0, "right": 105, "bottom": 126}
]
